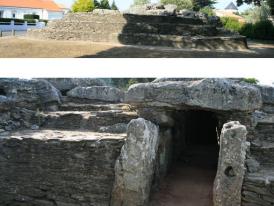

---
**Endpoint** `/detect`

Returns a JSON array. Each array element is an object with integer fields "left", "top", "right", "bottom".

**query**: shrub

[
  {"left": 242, "top": 78, "right": 259, "bottom": 84},
  {"left": 200, "top": 6, "right": 215, "bottom": 16},
  {"left": 0, "top": 18, "right": 36, "bottom": 24},
  {"left": 221, "top": 17, "right": 243, "bottom": 32},
  {"left": 24, "top": 14, "right": 40, "bottom": 20},
  {"left": 160, "top": 0, "right": 194, "bottom": 10},
  {"left": 240, "top": 20, "right": 274, "bottom": 40}
]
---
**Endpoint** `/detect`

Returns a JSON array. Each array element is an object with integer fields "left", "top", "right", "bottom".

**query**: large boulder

[
  {"left": 125, "top": 78, "right": 262, "bottom": 112},
  {"left": 67, "top": 86, "right": 125, "bottom": 103},
  {"left": 256, "top": 85, "right": 274, "bottom": 105},
  {"left": 213, "top": 121, "right": 248, "bottom": 206},
  {"left": 126, "top": 3, "right": 177, "bottom": 16},
  {"left": 111, "top": 118, "right": 159, "bottom": 206},
  {"left": 42, "top": 78, "right": 106, "bottom": 94},
  {"left": 0, "top": 78, "right": 61, "bottom": 110}
]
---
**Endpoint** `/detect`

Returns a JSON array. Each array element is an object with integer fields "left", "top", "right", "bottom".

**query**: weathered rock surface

[
  {"left": 67, "top": 86, "right": 125, "bottom": 103},
  {"left": 125, "top": 78, "right": 262, "bottom": 111},
  {"left": 0, "top": 130, "right": 126, "bottom": 206},
  {"left": 257, "top": 85, "right": 274, "bottom": 105},
  {"left": 111, "top": 118, "right": 159, "bottom": 206},
  {"left": 0, "top": 78, "right": 61, "bottom": 110},
  {"left": 99, "top": 123, "right": 128, "bottom": 133},
  {"left": 42, "top": 78, "right": 106, "bottom": 93},
  {"left": 0, "top": 96, "right": 14, "bottom": 111},
  {"left": 127, "top": 3, "right": 177, "bottom": 16},
  {"left": 213, "top": 121, "right": 248, "bottom": 206},
  {"left": 27, "top": 10, "right": 247, "bottom": 50}
]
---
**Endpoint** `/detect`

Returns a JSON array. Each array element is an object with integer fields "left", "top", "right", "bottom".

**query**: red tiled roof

[{"left": 0, "top": 0, "right": 62, "bottom": 11}]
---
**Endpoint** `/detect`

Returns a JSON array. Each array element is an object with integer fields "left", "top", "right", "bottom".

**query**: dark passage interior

[
  {"left": 150, "top": 110, "right": 219, "bottom": 206},
  {"left": 0, "top": 88, "right": 7, "bottom": 96}
]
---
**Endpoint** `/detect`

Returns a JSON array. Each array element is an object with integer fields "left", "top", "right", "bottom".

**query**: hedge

[
  {"left": 0, "top": 18, "right": 36, "bottom": 24},
  {"left": 24, "top": 14, "right": 40, "bottom": 20},
  {"left": 221, "top": 17, "right": 274, "bottom": 40}
]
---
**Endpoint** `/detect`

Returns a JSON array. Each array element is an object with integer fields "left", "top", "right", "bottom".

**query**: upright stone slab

[
  {"left": 111, "top": 118, "right": 159, "bottom": 206},
  {"left": 213, "top": 121, "right": 248, "bottom": 206}
]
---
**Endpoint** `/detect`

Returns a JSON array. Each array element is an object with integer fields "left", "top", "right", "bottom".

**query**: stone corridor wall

[{"left": 0, "top": 134, "right": 124, "bottom": 206}]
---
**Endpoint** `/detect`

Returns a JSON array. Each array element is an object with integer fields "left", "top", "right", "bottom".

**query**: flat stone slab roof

[{"left": 0, "top": 129, "right": 126, "bottom": 142}]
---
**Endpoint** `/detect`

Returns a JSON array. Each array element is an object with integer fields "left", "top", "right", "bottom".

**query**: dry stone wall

[
  {"left": 0, "top": 130, "right": 125, "bottom": 206},
  {"left": 27, "top": 10, "right": 247, "bottom": 50}
]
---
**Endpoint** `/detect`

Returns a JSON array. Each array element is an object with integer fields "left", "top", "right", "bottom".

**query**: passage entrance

[{"left": 150, "top": 110, "right": 220, "bottom": 206}]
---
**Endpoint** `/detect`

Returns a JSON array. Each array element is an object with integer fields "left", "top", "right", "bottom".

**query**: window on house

[
  {"left": 12, "top": 11, "right": 16, "bottom": 18},
  {"left": 0, "top": 11, "right": 3, "bottom": 18}
]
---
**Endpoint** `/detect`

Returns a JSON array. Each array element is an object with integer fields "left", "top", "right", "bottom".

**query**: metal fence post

[
  {"left": 0, "top": 30, "right": 2, "bottom": 37},
  {"left": 12, "top": 29, "right": 15, "bottom": 36}
]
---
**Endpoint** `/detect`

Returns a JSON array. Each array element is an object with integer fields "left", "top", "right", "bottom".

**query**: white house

[{"left": 0, "top": 0, "right": 66, "bottom": 20}]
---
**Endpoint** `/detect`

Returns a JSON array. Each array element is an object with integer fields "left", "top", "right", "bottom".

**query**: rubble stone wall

[{"left": 0, "top": 132, "right": 125, "bottom": 206}]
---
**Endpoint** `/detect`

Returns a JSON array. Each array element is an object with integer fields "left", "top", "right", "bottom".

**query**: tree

[
  {"left": 111, "top": 1, "right": 119, "bottom": 10},
  {"left": 242, "top": 1, "right": 271, "bottom": 23},
  {"left": 94, "top": 0, "right": 101, "bottom": 8},
  {"left": 161, "top": 0, "right": 193, "bottom": 10},
  {"left": 192, "top": 0, "right": 216, "bottom": 11},
  {"left": 72, "top": 0, "right": 94, "bottom": 12},
  {"left": 100, "top": 0, "right": 111, "bottom": 9},
  {"left": 133, "top": 0, "right": 150, "bottom": 6},
  {"left": 237, "top": 0, "right": 274, "bottom": 15}
]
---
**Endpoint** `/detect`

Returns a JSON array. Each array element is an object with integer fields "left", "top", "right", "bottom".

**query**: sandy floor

[
  {"left": 150, "top": 146, "right": 218, "bottom": 206},
  {"left": 0, "top": 37, "right": 274, "bottom": 58}
]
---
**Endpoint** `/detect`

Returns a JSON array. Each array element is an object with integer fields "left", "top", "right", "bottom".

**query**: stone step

[
  {"left": 60, "top": 13, "right": 204, "bottom": 25},
  {"left": 250, "top": 141, "right": 274, "bottom": 166},
  {"left": 242, "top": 167, "right": 274, "bottom": 205},
  {"left": 59, "top": 102, "right": 132, "bottom": 112},
  {"left": 40, "top": 110, "right": 137, "bottom": 132},
  {"left": 28, "top": 29, "right": 248, "bottom": 50},
  {"left": 118, "top": 33, "right": 248, "bottom": 50},
  {"left": 48, "top": 21, "right": 217, "bottom": 36},
  {"left": 254, "top": 117, "right": 274, "bottom": 143}
]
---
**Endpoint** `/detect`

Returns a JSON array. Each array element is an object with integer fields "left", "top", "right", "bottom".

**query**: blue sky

[{"left": 56, "top": 0, "right": 251, "bottom": 11}]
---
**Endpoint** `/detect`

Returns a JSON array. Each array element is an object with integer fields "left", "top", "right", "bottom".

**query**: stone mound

[{"left": 27, "top": 8, "right": 247, "bottom": 50}]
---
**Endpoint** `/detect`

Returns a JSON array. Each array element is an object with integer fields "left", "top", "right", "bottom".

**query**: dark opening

[
  {"left": 0, "top": 88, "right": 7, "bottom": 96},
  {"left": 151, "top": 110, "right": 219, "bottom": 206},
  {"left": 61, "top": 89, "right": 70, "bottom": 96}
]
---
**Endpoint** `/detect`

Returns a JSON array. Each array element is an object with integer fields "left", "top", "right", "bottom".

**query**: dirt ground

[
  {"left": 0, "top": 37, "right": 274, "bottom": 58},
  {"left": 149, "top": 146, "right": 218, "bottom": 206}
]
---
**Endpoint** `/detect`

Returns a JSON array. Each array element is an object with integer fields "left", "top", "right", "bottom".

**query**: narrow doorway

[{"left": 150, "top": 110, "right": 219, "bottom": 206}]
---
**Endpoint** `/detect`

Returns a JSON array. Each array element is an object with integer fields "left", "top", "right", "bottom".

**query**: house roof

[
  {"left": 0, "top": 0, "right": 62, "bottom": 11},
  {"left": 225, "top": 2, "right": 238, "bottom": 10}
]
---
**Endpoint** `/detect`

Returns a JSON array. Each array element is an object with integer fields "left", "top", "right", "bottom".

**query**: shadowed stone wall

[{"left": 27, "top": 11, "right": 248, "bottom": 50}]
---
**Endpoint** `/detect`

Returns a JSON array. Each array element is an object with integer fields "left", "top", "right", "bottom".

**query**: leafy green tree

[
  {"left": 242, "top": 1, "right": 270, "bottom": 23},
  {"left": 192, "top": 0, "right": 216, "bottom": 11},
  {"left": 237, "top": 0, "right": 274, "bottom": 15},
  {"left": 100, "top": 0, "right": 111, "bottom": 9},
  {"left": 94, "top": 0, "right": 101, "bottom": 8},
  {"left": 72, "top": 0, "right": 94, "bottom": 12},
  {"left": 111, "top": 0, "right": 119, "bottom": 10},
  {"left": 161, "top": 0, "right": 193, "bottom": 10},
  {"left": 133, "top": 0, "right": 150, "bottom": 6},
  {"left": 200, "top": 6, "right": 215, "bottom": 16}
]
